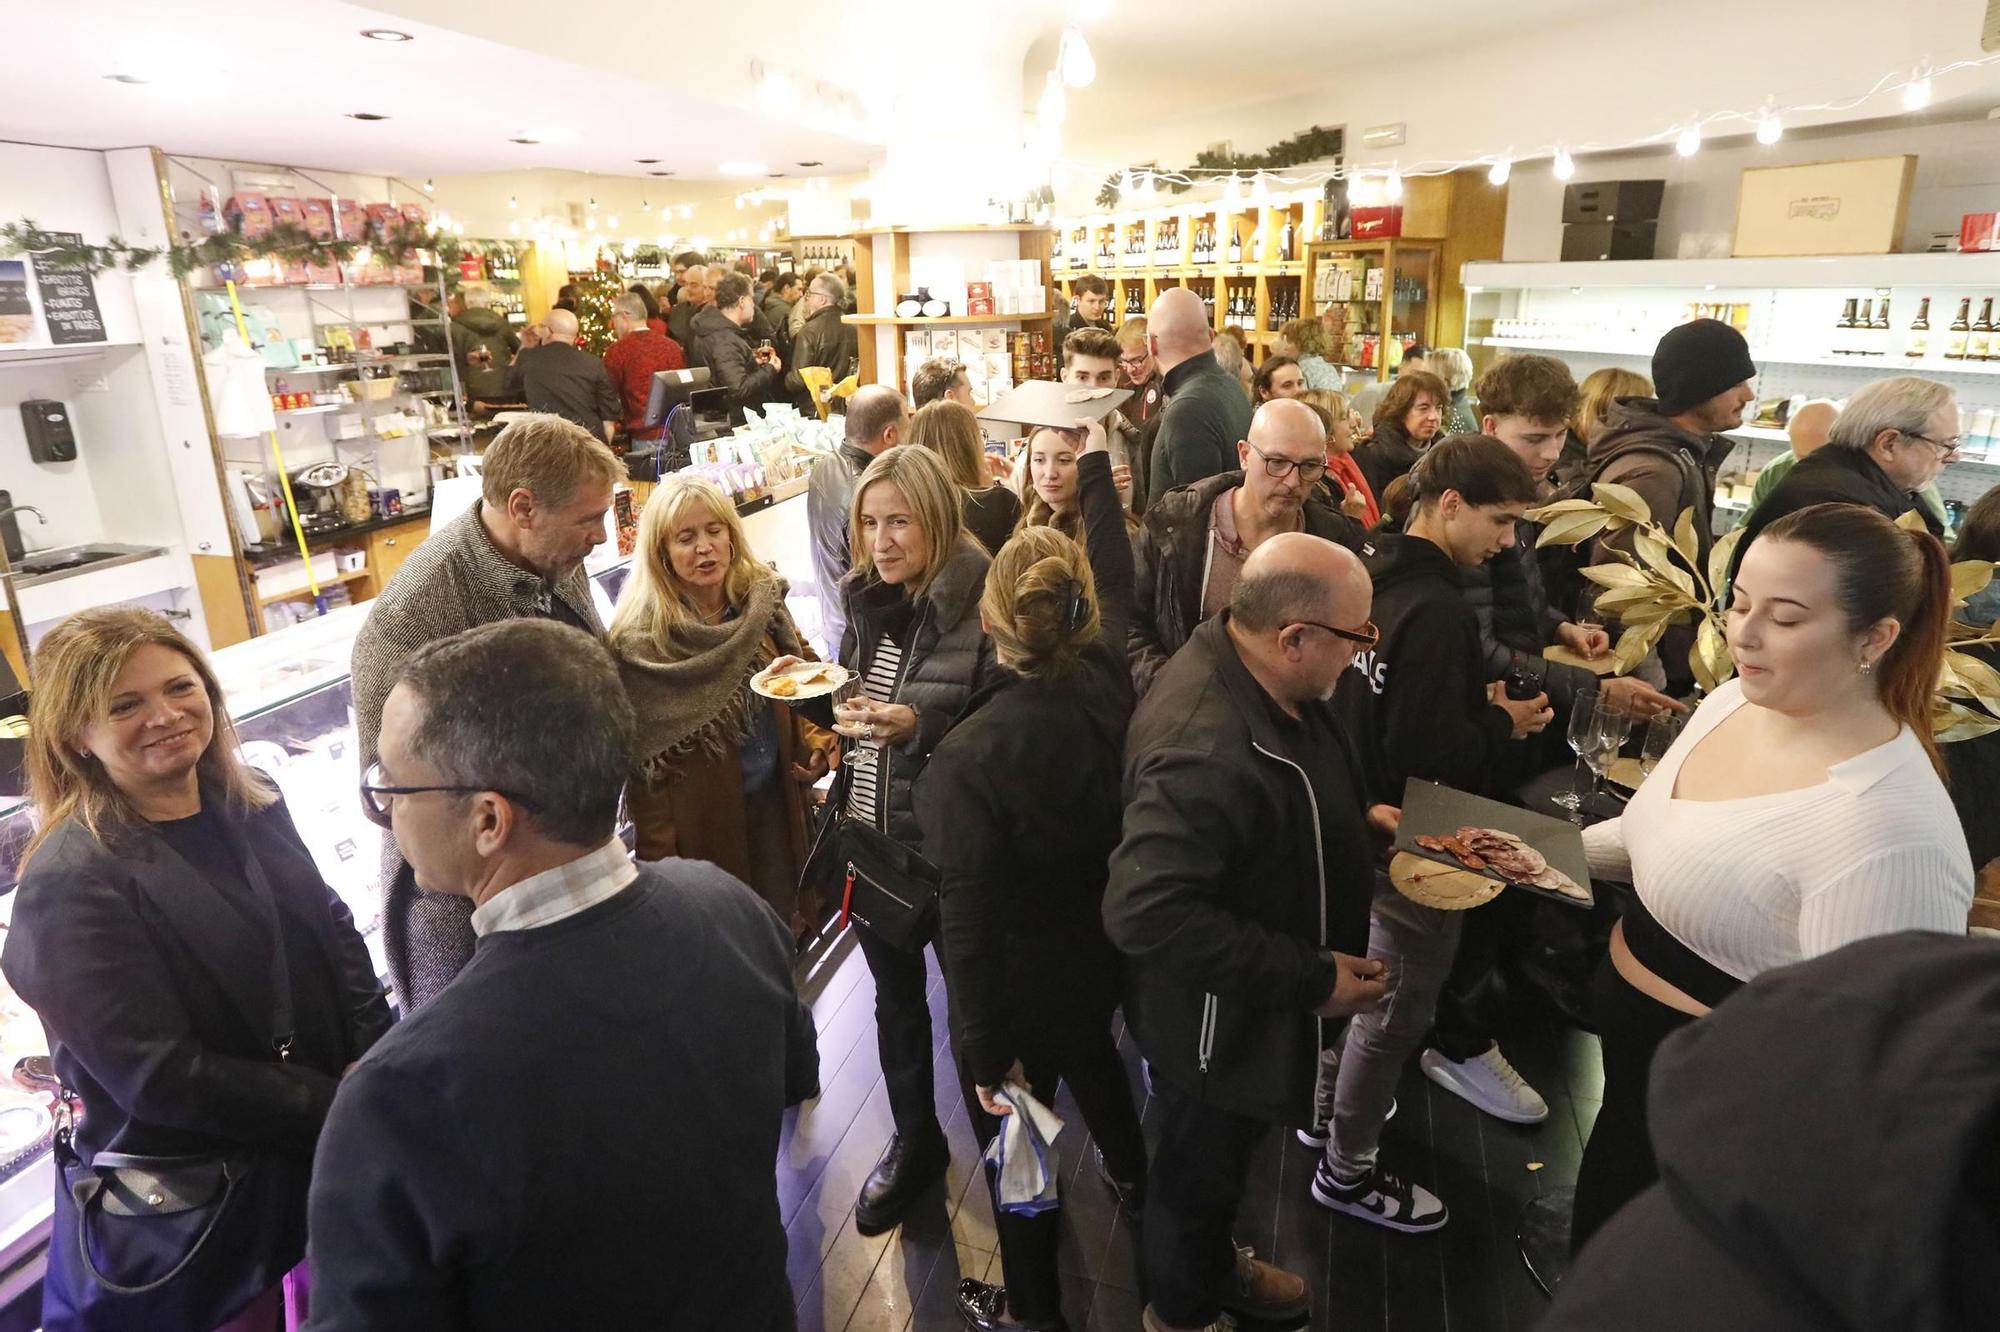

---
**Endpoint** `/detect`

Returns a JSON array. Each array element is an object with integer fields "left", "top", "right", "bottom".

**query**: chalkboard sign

[{"left": 30, "top": 233, "right": 105, "bottom": 345}]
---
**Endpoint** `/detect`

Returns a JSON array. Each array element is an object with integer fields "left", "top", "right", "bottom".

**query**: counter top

[
  {"left": 242, "top": 508, "right": 433, "bottom": 569},
  {"left": 8, "top": 543, "right": 165, "bottom": 590}
]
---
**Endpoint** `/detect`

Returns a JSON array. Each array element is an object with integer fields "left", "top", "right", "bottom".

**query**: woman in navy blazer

[{"left": 3, "top": 609, "right": 390, "bottom": 1332}]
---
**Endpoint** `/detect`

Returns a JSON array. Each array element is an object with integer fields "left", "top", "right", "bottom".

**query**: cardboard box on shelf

[
  {"left": 300, "top": 198, "right": 336, "bottom": 241},
  {"left": 955, "top": 330, "right": 982, "bottom": 362},
  {"left": 1733, "top": 155, "right": 1916, "bottom": 257},
  {"left": 905, "top": 330, "right": 931, "bottom": 363},
  {"left": 335, "top": 200, "right": 369, "bottom": 242}
]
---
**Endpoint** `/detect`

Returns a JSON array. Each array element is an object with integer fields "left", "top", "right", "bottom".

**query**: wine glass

[
  {"left": 1639, "top": 711, "right": 1683, "bottom": 779},
  {"left": 832, "top": 677, "right": 876, "bottom": 769},
  {"left": 1574, "top": 587, "right": 1605, "bottom": 642},
  {"left": 1554, "top": 693, "right": 1599, "bottom": 816}
]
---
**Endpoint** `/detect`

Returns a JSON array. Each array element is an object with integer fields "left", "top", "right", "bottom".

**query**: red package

[
  {"left": 334, "top": 200, "right": 369, "bottom": 242},
  {"left": 300, "top": 198, "right": 336, "bottom": 240},
  {"left": 365, "top": 204, "right": 402, "bottom": 241},
  {"left": 1960, "top": 212, "right": 1998, "bottom": 253},
  {"left": 1351, "top": 205, "right": 1404, "bottom": 240},
  {"left": 267, "top": 197, "right": 305, "bottom": 230},
  {"left": 226, "top": 191, "right": 273, "bottom": 238}
]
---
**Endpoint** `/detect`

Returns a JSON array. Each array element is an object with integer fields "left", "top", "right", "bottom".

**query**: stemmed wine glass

[
  {"left": 1639, "top": 710, "right": 1683, "bottom": 779},
  {"left": 1554, "top": 694, "right": 1599, "bottom": 817},
  {"left": 1583, "top": 695, "right": 1630, "bottom": 805},
  {"left": 1574, "top": 587, "right": 1605, "bottom": 644},
  {"left": 832, "top": 676, "right": 877, "bottom": 769}
]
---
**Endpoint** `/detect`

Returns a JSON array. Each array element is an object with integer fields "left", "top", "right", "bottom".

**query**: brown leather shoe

[{"left": 1221, "top": 1244, "right": 1310, "bottom": 1320}]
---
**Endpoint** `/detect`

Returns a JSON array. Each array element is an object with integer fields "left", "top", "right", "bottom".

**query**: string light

[
  {"left": 1756, "top": 107, "right": 1784, "bottom": 145},
  {"left": 1223, "top": 174, "right": 1241, "bottom": 207},
  {"left": 1058, "top": 26, "right": 1095, "bottom": 88},
  {"left": 680, "top": 204, "right": 694, "bottom": 220},
  {"left": 508, "top": 219, "right": 520, "bottom": 235},
  {"left": 507, "top": 194, "right": 517, "bottom": 209},
  {"left": 1384, "top": 167, "right": 1403, "bottom": 202},
  {"left": 1487, "top": 156, "right": 1511, "bottom": 186},
  {"left": 607, "top": 215, "right": 619, "bottom": 228},
  {"left": 422, "top": 178, "right": 434, "bottom": 192},
  {"left": 1553, "top": 147, "right": 1576, "bottom": 181},
  {"left": 1675, "top": 122, "right": 1702, "bottom": 157},
  {"left": 1903, "top": 65, "right": 1933, "bottom": 111}
]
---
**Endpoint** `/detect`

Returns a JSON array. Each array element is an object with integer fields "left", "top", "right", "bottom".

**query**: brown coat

[{"left": 627, "top": 635, "right": 838, "bottom": 940}]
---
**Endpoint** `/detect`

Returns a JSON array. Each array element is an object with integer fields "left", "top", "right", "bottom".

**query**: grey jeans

[{"left": 1320, "top": 876, "right": 1464, "bottom": 1179}]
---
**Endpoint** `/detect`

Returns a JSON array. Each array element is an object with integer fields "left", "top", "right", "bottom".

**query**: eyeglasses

[
  {"left": 1117, "top": 353, "right": 1149, "bottom": 369},
  {"left": 1249, "top": 442, "right": 1328, "bottom": 484},
  {"left": 1298, "top": 619, "right": 1380, "bottom": 650},
  {"left": 358, "top": 761, "right": 540, "bottom": 829},
  {"left": 1902, "top": 430, "right": 1962, "bottom": 461}
]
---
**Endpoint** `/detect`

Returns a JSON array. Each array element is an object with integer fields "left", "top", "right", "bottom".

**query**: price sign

[{"left": 28, "top": 233, "right": 105, "bottom": 345}]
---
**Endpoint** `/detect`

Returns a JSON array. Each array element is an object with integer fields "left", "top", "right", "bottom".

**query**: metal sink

[{"left": 10, "top": 543, "right": 166, "bottom": 588}]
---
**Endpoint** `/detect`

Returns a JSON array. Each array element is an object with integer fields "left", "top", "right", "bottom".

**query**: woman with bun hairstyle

[
  {"left": 916, "top": 419, "right": 1148, "bottom": 1332},
  {"left": 1570, "top": 502, "right": 1974, "bottom": 1252}
]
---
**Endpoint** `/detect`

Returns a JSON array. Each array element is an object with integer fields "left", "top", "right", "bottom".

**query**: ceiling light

[
  {"left": 588, "top": 197, "right": 597, "bottom": 209},
  {"left": 649, "top": 171, "right": 675, "bottom": 177},
  {"left": 1058, "top": 26, "right": 1096, "bottom": 88},
  {"left": 718, "top": 160, "right": 769, "bottom": 176},
  {"left": 508, "top": 220, "right": 520, "bottom": 235},
  {"left": 1756, "top": 110, "right": 1784, "bottom": 145},
  {"left": 360, "top": 28, "right": 413, "bottom": 42},
  {"left": 348, "top": 112, "right": 390, "bottom": 121},
  {"left": 1074, "top": 0, "right": 1113, "bottom": 19},
  {"left": 1487, "top": 156, "right": 1511, "bottom": 186},
  {"left": 508, "top": 195, "right": 517, "bottom": 209},
  {"left": 103, "top": 73, "right": 150, "bottom": 85},
  {"left": 1903, "top": 68, "right": 1934, "bottom": 111},
  {"left": 680, "top": 205, "right": 694, "bottom": 219},
  {"left": 586, "top": 216, "right": 597, "bottom": 232},
  {"left": 1675, "top": 122, "right": 1702, "bottom": 157},
  {"left": 635, "top": 158, "right": 659, "bottom": 165},
  {"left": 1553, "top": 146, "right": 1576, "bottom": 181},
  {"left": 1383, "top": 168, "right": 1404, "bottom": 202},
  {"left": 641, "top": 199, "right": 651, "bottom": 211},
  {"left": 423, "top": 178, "right": 434, "bottom": 192},
  {"left": 607, "top": 215, "right": 619, "bottom": 228},
  {"left": 796, "top": 160, "right": 823, "bottom": 168},
  {"left": 508, "top": 136, "right": 539, "bottom": 145}
]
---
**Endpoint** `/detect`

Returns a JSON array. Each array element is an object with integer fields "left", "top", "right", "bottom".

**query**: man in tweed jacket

[{"left": 352, "top": 414, "right": 624, "bottom": 1009}]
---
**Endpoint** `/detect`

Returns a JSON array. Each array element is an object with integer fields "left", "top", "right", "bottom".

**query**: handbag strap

[
  {"left": 211, "top": 812, "right": 296, "bottom": 1063},
  {"left": 74, "top": 1160, "right": 241, "bottom": 1295}
]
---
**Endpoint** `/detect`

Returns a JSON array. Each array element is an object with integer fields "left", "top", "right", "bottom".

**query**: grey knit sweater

[{"left": 349, "top": 505, "right": 604, "bottom": 1010}]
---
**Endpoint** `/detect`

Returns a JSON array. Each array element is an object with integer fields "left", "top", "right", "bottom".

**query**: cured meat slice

[
  {"left": 1533, "top": 865, "right": 1591, "bottom": 901},
  {"left": 1455, "top": 826, "right": 1547, "bottom": 881}
]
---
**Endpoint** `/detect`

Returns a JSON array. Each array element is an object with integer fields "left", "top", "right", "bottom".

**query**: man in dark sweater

[
  {"left": 502, "top": 307, "right": 621, "bottom": 443},
  {"left": 1146, "top": 287, "right": 1254, "bottom": 507},
  {"left": 1731, "top": 374, "right": 1955, "bottom": 583},
  {"left": 308, "top": 619, "right": 818, "bottom": 1332},
  {"left": 1315, "top": 437, "right": 1551, "bottom": 1237}
]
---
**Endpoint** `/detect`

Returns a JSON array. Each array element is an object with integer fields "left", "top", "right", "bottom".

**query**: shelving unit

[
  {"left": 851, "top": 224, "right": 1056, "bottom": 390},
  {"left": 1306, "top": 238, "right": 1444, "bottom": 381}
]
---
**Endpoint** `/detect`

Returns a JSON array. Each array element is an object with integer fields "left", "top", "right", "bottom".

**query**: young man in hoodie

[{"left": 1314, "top": 435, "right": 1552, "bottom": 1234}]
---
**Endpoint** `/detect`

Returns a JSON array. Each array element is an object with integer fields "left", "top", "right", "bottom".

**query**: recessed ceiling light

[
  {"left": 360, "top": 28, "right": 413, "bottom": 42},
  {"left": 508, "top": 136, "right": 539, "bottom": 144},
  {"left": 103, "top": 74, "right": 150, "bottom": 85},
  {"left": 718, "top": 160, "right": 769, "bottom": 177},
  {"left": 649, "top": 170, "right": 675, "bottom": 177},
  {"left": 635, "top": 158, "right": 659, "bottom": 164},
  {"left": 796, "top": 160, "right": 822, "bottom": 167},
  {"left": 347, "top": 112, "right": 390, "bottom": 121}
]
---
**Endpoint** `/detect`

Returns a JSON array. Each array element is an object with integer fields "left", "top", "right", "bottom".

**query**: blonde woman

[
  {"left": 3, "top": 609, "right": 389, "bottom": 1332},
  {"left": 906, "top": 399, "right": 1020, "bottom": 554},
  {"left": 1565, "top": 366, "right": 1654, "bottom": 488},
  {"left": 608, "top": 474, "right": 836, "bottom": 944},
  {"left": 767, "top": 443, "right": 1003, "bottom": 1236},
  {"left": 1300, "top": 388, "right": 1378, "bottom": 525},
  {"left": 1279, "top": 316, "right": 1344, "bottom": 392},
  {"left": 917, "top": 422, "right": 1146, "bottom": 1330},
  {"left": 1430, "top": 348, "right": 1479, "bottom": 435},
  {"left": 1017, "top": 423, "right": 1140, "bottom": 540}
]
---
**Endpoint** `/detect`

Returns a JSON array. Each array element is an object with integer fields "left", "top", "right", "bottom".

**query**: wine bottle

[
  {"left": 1971, "top": 298, "right": 1995, "bottom": 361},
  {"left": 1833, "top": 298, "right": 1858, "bottom": 356},
  {"left": 1227, "top": 227, "right": 1242, "bottom": 263},
  {"left": 1854, "top": 299, "right": 1874, "bottom": 357},
  {"left": 1870, "top": 297, "right": 1891, "bottom": 358},
  {"left": 1906, "top": 297, "right": 1931, "bottom": 358},
  {"left": 1280, "top": 217, "right": 1295, "bottom": 263},
  {"left": 1946, "top": 298, "right": 1973, "bottom": 359}
]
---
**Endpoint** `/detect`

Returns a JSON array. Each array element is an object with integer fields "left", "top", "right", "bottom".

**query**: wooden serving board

[
  {"left": 1390, "top": 852, "right": 1504, "bottom": 910},
  {"left": 1543, "top": 643, "right": 1620, "bottom": 676}
]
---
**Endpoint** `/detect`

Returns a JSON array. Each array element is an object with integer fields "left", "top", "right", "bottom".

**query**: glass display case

[{"left": 1307, "top": 238, "right": 1443, "bottom": 379}]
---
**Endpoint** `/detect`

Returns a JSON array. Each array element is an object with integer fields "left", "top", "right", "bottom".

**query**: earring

[{"left": 1857, "top": 660, "right": 1875, "bottom": 676}]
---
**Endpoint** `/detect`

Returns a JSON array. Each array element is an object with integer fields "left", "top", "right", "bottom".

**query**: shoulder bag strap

[{"left": 217, "top": 816, "right": 296, "bottom": 1063}]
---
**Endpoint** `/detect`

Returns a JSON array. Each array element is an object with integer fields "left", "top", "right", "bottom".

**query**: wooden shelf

[
  {"left": 255, "top": 568, "right": 372, "bottom": 606},
  {"left": 846, "top": 313, "right": 1054, "bottom": 326},
  {"left": 855, "top": 223, "right": 1055, "bottom": 235}
]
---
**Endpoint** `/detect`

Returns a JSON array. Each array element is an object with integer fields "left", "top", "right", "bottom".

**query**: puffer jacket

[
  {"left": 1463, "top": 516, "right": 1600, "bottom": 710},
  {"left": 783, "top": 305, "right": 858, "bottom": 402},
  {"left": 690, "top": 306, "right": 784, "bottom": 424},
  {"left": 835, "top": 535, "right": 1003, "bottom": 847},
  {"left": 1128, "top": 471, "right": 1364, "bottom": 696}
]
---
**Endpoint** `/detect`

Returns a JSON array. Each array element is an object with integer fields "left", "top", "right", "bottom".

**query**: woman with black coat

[
  {"left": 1353, "top": 370, "right": 1448, "bottom": 504},
  {"left": 916, "top": 427, "right": 1147, "bottom": 1332},
  {"left": 2, "top": 609, "right": 391, "bottom": 1332},
  {"left": 770, "top": 444, "right": 1005, "bottom": 1237}
]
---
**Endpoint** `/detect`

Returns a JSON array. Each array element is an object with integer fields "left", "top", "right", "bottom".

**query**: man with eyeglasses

[
  {"left": 1128, "top": 398, "right": 1364, "bottom": 696},
  {"left": 1731, "top": 375, "right": 1955, "bottom": 585},
  {"left": 314, "top": 618, "right": 818, "bottom": 1332},
  {"left": 1116, "top": 316, "right": 1164, "bottom": 430},
  {"left": 1105, "top": 532, "right": 1396, "bottom": 1332}
]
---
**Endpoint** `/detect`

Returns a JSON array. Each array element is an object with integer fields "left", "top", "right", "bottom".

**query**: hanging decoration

[
  {"left": 1097, "top": 125, "right": 1347, "bottom": 207},
  {"left": 0, "top": 217, "right": 460, "bottom": 279}
]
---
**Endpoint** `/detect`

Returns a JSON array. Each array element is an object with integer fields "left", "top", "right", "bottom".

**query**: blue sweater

[{"left": 305, "top": 861, "right": 819, "bottom": 1331}]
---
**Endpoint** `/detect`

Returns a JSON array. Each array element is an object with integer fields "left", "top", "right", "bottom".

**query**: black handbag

[
  {"left": 801, "top": 765, "right": 939, "bottom": 951},
  {"left": 43, "top": 831, "right": 309, "bottom": 1332}
]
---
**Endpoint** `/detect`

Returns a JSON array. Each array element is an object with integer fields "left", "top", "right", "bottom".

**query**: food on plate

[
  {"left": 766, "top": 674, "right": 800, "bottom": 697},
  {"left": 1533, "top": 864, "right": 1591, "bottom": 901},
  {"left": 1415, "top": 833, "right": 1487, "bottom": 871},
  {"left": 1455, "top": 826, "right": 1547, "bottom": 881}
]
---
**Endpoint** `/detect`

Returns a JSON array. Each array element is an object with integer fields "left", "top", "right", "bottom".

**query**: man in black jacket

[
  {"left": 689, "top": 273, "right": 785, "bottom": 425},
  {"left": 1129, "top": 398, "right": 1365, "bottom": 696},
  {"left": 1315, "top": 437, "right": 1552, "bottom": 1235},
  {"left": 501, "top": 308, "right": 620, "bottom": 443},
  {"left": 1106, "top": 533, "right": 1391, "bottom": 1332},
  {"left": 806, "top": 385, "right": 907, "bottom": 657},
  {"left": 666, "top": 264, "right": 710, "bottom": 354},
  {"left": 783, "top": 272, "right": 858, "bottom": 412},
  {"left": 1731, "top": 374, "right": 1955, "bottom": 581},
  {"left": 309, "top": 619, "right": 817, "bottom": 1332},
  {"left": 1146, "top": 287, "right": 1254, "bottom": 506}
]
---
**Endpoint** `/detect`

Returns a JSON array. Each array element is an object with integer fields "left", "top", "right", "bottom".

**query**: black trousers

[
  {"left": 961, "top": 1014, "right": 1148, "bottom": 1322},
  {"left": 1569, "top": 952, "right": 1696, "bottom": 1253},
  {"left": 854, "top": 919, "right": 942, "bottom": 1139},
  {"left": 1141, "top": 1075, "right": 1268, "bottom": 1327}
]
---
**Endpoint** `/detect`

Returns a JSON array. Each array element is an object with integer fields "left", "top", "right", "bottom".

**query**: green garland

[
  {"left": 1096, "top": 124, "right": 1347, "bottom": 209},
  {"left": 0, "top": 217, "right": 460, "bottom": 279}
]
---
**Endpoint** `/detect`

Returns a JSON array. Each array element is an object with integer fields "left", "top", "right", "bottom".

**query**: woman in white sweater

[{"left": 1570, "top": 502, "right": 1972, "bottom": 1251}]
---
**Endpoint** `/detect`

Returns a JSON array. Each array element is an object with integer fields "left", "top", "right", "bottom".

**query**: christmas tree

[{"left": 573, "top": 265, "right": 625, "bottom": 355}]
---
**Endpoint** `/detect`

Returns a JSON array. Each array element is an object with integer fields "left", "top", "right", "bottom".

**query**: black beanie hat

[{"left": 1652, "top": 319, "right": 1757, "bottom": 416}]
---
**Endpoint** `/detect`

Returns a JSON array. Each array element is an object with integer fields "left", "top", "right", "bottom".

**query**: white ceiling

[{"left": 0, "top": 0, "right": 876, "bottom": 180}]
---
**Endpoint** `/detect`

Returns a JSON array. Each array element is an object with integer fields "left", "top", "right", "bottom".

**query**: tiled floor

[{"left": 779, "top": 932, "right": 1604, "bottom": 1332}]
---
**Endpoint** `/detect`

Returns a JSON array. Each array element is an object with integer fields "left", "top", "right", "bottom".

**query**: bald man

[
  {"left": 502, "top": 307, "right": 621, "bottom": 443},
  {"left": 667, "top": 264, "right": 712, "bottom": 360},
  {"left": 1736, "top": 398, "right": 1837, "bottom": 529},
  {"left": 1128, "top": 397, "right": 1365, "bottom": 696},
  {"left": 1146, "top": 287, "right": 1255, "bottom": 507},
  {"left": 1106, "top": 531, "right": 1392, "bottom": 1331}
]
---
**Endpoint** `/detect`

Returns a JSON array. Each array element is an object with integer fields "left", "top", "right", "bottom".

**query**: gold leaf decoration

[
  {"left": 1894, "top": 509, "right": 1929, "bottom": 533},
  {"left": 1525, "top": 498, "right": 1602, "bottom": 523},
  {"left": 1633, "top": 528, "right": 1697, "bottom": 599},
  {"left": 1589, "top": 481, "right": 1653, "bottom": 525},
  {"left": 1581, "top": 564, "right": 1656, "bottom": 590},
  {"left": 1934, "top": 697, "right": 2000, "bottom": 743},
  {"left": 1691, "top": 616, "right": 1732, "bottom": 694},
  {"left": 1707, "top": 527, "right": 1745, "bottom": 603},
  {"left": 1672, "top": 508, "right": 1701, "bottom": 569},
  {"left": 1951, "top": 559, "right": 1995, "bottom": 607},
  {"left": 1940, "top": 649, "right": 2000, "bottom": 709},
  {"left": 1611, "top": 618, "right": 1668, "bottom": 675},
  {"left": 1537, "top": 510, "right": 1613, "bottom": 548}
]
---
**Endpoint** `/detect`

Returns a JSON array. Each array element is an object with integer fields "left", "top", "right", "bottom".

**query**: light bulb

[
  {"left": 607, "top": 215, "right": 619, "bottom": 228},
  {"left": 641, "top": 199, "right": 650, "bottom": 211},
  {"left": 588, "top": 197, "right": 597, "bottom": 209},
  {"left": 508, "top": 220, "right": 520, "bottom": 235},
  {"left": 1223, "top": 174, "right": 1241, "bottom": 207},
  {"left": 1119, "top": 168, "right": 1135, "bottom": 199},
  {"left": 1487, "top": 156, "right": 1511, "bottom": 186},
  {"left": 1756, "top": 112, "right": 1783, "bottom": 145},
  {"left": 681, "top": 205, "right": 694, "bottom": 220},
  {"left": 1251, "top": 173, "right": 1270, "bottom": 205},
  {"left": 507, "top": 194, "right": 517, "bottom": 209},
  {"left": 1676, "top": 123, "right": 1701, "bottom": 157},
  {"left": 585, "top": 216, "right": 597, "bottom": 232},
  {"left": 1058, "top": 26, "right": 1095, "bottom": 88},
  {"left": 1553, "top": 147, "right": 1576, "bottom": 181},
  {"left": 1384, "top": 169, "right": 1403, "bottom": 202},
  {"left": 1037, "top": 73, "right": 1067, "bottom": 128},
  {"left": 423, "top": 178, "right": 434, "bottom": 192},
  {"left": 1903, "top": 70, "right": 1933, "bottom": 111}
]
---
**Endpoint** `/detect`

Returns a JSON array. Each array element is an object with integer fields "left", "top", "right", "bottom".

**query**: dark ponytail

[{"left": 1761, "top": 502, "right": 1950, "bottom": 776}]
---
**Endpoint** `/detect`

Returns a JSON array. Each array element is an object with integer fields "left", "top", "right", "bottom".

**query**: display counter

[{"left": 0, "top": 485, "right": 815, "bottom": 1304}]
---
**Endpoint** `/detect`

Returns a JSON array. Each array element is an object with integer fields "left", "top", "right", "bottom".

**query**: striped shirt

[{"left": 845, "top": 632, "right": 906, "bottom": 826}]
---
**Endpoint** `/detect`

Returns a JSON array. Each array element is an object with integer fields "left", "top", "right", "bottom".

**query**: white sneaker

[
  {"left": 1294, "top": 1096, "right": 1395, "bottom": 1149},
  {"left": 1419, "top": 1046, "right": 1548, "bottom": 1124},
  {"left": 1311, "top": 1158, "right": 1449, "bottom": 1233}
]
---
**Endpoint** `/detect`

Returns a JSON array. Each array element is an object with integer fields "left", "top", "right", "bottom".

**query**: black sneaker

[{"left": 1309, "top": 1157, "right": 1447, "bottom": 1233}]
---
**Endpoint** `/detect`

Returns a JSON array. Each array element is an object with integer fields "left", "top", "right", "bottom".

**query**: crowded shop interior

[{"left": 2, "top": 1, "right": 2000, "bottom": 1329}]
